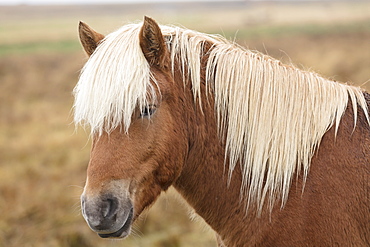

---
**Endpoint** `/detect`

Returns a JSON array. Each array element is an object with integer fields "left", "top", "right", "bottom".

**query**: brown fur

[
  {"left": 175, "top": 87, "right": 370, "bottom": 246},
  {"left": 78, "top": 21, "right": 105, "bottom": 56},
  {"left": 78, "top": 17, "right": 370, "bottom": 246},
  {"left": 139, "top": 16, "right": 170, "bottom": 69}
]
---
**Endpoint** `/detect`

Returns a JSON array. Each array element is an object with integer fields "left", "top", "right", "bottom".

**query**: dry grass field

[{"left": 0, "top": 1, "right": 369, "bottom": 247}]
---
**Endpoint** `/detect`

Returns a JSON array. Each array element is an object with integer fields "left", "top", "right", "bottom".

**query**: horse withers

[{"left": 74, "top": 17, "right": 370, "bottom": 246}]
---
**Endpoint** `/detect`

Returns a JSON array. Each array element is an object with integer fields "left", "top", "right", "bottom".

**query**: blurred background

[{"left": 0, "top": 0, "right": 369, "bottom": 246}]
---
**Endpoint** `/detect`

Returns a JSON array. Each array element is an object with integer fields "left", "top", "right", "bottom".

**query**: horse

[{"left": 74, "top": 16, "right": 370, "bottom": 246}]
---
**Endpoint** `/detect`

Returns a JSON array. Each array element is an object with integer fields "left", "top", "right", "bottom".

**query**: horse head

[{"left": 77, "top": 17, "right": 189, "bottom": 238}]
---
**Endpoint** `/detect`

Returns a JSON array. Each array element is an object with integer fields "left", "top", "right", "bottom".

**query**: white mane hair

[
  {"left": 74, "top": 21, "right": 369, "bottom": 213},
  {"left": 73, "top": 23, "right": 158, "bottom": 135}
]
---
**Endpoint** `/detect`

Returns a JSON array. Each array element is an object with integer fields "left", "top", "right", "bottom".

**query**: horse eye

[{"left": 140, "top": 105, "right": 156, "bottom": 117}]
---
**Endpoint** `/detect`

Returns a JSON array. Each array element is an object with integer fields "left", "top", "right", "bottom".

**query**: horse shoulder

[
  {"left": 281, "top": 99, "right": 370, "bottom": 246},
  {"left": 230, "top": 100, "right": 370, "bottom": 246}
]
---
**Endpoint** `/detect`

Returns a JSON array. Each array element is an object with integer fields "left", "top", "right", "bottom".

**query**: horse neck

[
  {"left": 170, "top": 54, "right": 257, "bottom": 245},
  {"left": 168, "top": 37, "right": 370, "bottom": 246}
]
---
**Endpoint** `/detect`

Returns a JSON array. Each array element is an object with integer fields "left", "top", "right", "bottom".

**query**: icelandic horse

[{"left": 74, "top": 17, "right": 370, "bottom": 246}]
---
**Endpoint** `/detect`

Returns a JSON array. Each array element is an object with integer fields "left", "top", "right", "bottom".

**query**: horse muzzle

[{"left": 81, "top": 193, "right": 134, "bottom": 238}]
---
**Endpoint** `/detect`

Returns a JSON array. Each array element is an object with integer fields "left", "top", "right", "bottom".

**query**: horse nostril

[
  {"left": 102, "top": 197, "right": 119, "bottom": 219},
  {"left": 82, "top": 194, "right": 126, "bottom": 233}
]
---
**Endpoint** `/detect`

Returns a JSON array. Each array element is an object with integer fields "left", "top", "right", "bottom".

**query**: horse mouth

[{"left": 98, "top": 208, "right": 134, "bottom": 239}]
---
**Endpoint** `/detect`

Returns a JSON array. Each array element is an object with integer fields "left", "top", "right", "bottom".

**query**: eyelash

[{"left": 140, "top": 105, "right": 156, "bottom": 117}]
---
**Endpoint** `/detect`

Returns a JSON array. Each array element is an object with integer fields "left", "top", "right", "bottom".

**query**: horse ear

[
  {"left": 78, "top": 21, "right": 105, "bottom": 56},
  {"left": 139, "top": 16, "right": 169, "bottom": 69}
]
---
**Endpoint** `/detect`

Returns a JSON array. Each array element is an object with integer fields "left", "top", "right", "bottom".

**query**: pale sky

[{"left": 0, "top": 0, "right": 241, "bottom": 5}]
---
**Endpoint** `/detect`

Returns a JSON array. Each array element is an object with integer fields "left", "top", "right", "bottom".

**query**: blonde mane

[
  {"left": 74, "top": 22, "right": 369, "bottom": 212},
  {"left": 73, "top": 24, "right": 158, "bottom": 135}
]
